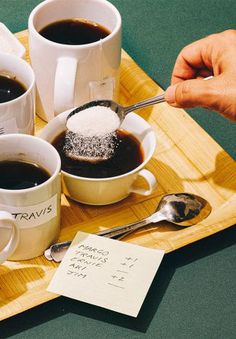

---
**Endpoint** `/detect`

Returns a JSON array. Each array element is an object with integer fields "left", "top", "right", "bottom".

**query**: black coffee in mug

[
  {"left": 0, "top": 75, "right": 26, "bottom": 103},
  {"left": 52, "top": 130, "right": 144, "bottom": 179},
  {"left": 39, "top": 18, "right": 110, "bottom": 45},
  {"left": 0, "top": 160, "right": 50, "bottom": 190}
]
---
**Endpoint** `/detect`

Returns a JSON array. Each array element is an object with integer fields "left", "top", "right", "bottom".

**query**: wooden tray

[{"left": 1, "top": 30, "right": 236, "bottom": 321}]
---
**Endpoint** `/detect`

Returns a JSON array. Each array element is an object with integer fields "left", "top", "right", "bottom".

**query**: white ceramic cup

[
  {"left": 0, "top": 52, "right": 35, "bottom": 135},
  {"left": 28, "top": 0, "right": 121, "bottom": 122},
  {"left": 0, "top": 134, "right": 61, "bottom": 260},
  {"left": 39, "top": 110, "right": 157, "bottom": 205}
]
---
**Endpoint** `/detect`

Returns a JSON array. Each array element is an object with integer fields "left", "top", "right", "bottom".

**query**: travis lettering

[
  {"left": 0, "top": 194, "right": 57, "bottom": 228},
  {"left": 12, "top": 204, "right": 53, "bottom": 221}
]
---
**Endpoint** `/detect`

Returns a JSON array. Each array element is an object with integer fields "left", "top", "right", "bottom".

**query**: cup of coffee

[
  {"left": 0, "top": 52, "right": 35, "bottom": 135},
  {"left": 0, "top": 134, "right": 61, "bottom": 260},
  {"left": 39, "top": 110, "right": 157, "bottom": 205},
  {"left": 28, "top": 0, "right": 121, "bottom": 121}
]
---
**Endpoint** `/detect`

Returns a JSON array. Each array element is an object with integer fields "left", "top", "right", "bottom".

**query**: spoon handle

[
  {"left": 45, "top": 219, "right": 150, "bottom": 261},
  {"left": 45, "top": 220, "right": 149, "bottom": 262},
  {"left": 100, "top": 211, "right": 166, "bottom": 239},
  {"left": 96, "top": 218, "right": 152, "bottom": 238},
  {"left": 45, "top": 212, "right": 165, "bottom": 262},
  {"left": 124, "top": 93, "right": 165, "bottom": 115}
]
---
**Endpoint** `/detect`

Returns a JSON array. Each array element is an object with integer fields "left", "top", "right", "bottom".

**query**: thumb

[{"left": 165, "top": 78, "right": 218, "bottom": 109}]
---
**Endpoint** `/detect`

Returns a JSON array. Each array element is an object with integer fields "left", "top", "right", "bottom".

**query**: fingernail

[{"left": 165, "top": 84, "right": 177, "bottom": 104}]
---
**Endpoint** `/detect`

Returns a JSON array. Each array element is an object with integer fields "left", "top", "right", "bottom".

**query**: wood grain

[{"left": 0, "top": 30, "right": 235, "bottom": 321}]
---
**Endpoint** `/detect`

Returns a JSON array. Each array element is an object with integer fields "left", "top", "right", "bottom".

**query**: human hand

[{"left": 165, "top": 30, "right": 236, "bottom": 121}]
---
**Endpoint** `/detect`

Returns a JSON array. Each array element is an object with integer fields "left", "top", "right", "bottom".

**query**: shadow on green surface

[{"left": 1, "top": 224, "right": 236, "bottom": 337}]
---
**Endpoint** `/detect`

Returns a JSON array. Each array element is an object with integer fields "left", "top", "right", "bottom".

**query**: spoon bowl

[{"left": 153, "top": 193, "right": 211, "bottom": 227}]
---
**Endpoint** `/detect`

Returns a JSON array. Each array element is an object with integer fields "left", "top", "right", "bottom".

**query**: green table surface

[{"left": 0, "top": 1, "right": 236, "bottom": 338}]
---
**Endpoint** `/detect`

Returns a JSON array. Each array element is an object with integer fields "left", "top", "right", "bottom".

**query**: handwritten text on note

[{"left": 47, "top": 232, "right": 165, "bottom": 317}]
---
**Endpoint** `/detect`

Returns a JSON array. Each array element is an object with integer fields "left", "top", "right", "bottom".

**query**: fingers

[
  {"left": 165, "top": 76, "right": 236, "bottom": 121},
  {"left": 171, "top": 36, "right": 214, "bottom": 84},
  {"left": 165, "top": 77, "right": 218, "bottom": 109},
  {"left": 171, "top": 30, "right": 236, "bottom": 86},
  {"left": 167, "top": 30, "right": 236, "bottom": 121},
  {"left": 165, "top": 79, "right": 224, "bottom": 110}
]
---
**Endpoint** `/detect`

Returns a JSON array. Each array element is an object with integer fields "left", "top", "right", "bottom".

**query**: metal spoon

[
  {"left": 64, "top": 93, "right": 165, "bottom": 162},
  {"left": 44, "top": 193, "right": 211, "bottom": 262},
  {"left": 67, "top": 93, "right": 165, "bottom": 125}
]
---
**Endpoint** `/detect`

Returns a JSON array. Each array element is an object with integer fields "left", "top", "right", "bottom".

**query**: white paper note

[{"left": 47, "top": 231, "right": 165, "bottom": 317}]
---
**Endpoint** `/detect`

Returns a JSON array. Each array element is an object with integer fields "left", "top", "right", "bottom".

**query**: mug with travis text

[
  {"left": 40, "top": 110, "right": 157, "bottom": 205},
  {"left": 0, "top": 134, "right": 61, "bottom": 261},
  {"left": 28, "top": 0, "right": 121, "bottom": 121},
  {"left": 0, "top": 52, "right": 35, "bottom": 135}
]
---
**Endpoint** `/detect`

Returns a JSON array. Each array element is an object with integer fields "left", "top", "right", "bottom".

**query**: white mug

[
  {"left": 28, "top": 0, "right": 121, "bottom": 122},
  {"left": 39, "top": 110, "right": 157, "bottom": 205},
  {"left": 0, "top": 134, "right": 61, "bottom": 260},
  {"left": 0, "top": 52, "right": 35, "bottom": 135}
]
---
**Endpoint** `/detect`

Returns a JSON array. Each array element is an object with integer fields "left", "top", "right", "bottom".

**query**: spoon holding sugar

[
  {"left": 66, "top": 105, "right": 120, "bottom": 138},
  {"left": 64, "top": 94, "right": 165, "bottom": 163}
]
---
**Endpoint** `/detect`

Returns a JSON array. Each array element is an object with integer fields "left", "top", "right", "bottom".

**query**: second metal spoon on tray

[{"left": 44, "top": 193, "right": 211, "bottom": 263}]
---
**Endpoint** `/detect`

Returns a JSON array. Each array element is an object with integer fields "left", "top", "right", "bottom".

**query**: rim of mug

[
  {"left": 28, "top": 0, "right": 122, "bottom": 49},
  {"left": 0, "top": 134, "right": 61, "bottom": 193},
  {"left": 0, "top": 52, "right": 35, "bottom": 107},
  {"left": 61, "top": 115, "right": 156, "bottom": 182}
]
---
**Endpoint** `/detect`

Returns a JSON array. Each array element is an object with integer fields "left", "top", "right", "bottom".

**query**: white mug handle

[
  {"left": 54, "top": 57, "right": 77, "bottom": 116},
  {"left": 0, "top": 211, "right": 19, "bottom": 264},
  {"left": 130, "top": 169, "right": 157, "bottom": 196}
]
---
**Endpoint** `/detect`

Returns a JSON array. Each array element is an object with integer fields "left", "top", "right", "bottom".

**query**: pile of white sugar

[
  {"left": 64, "top": 105, "right": 121, "bottom": 162},
  {"left": 66, "top": 106, "right": 120, "bottom": 137}
]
